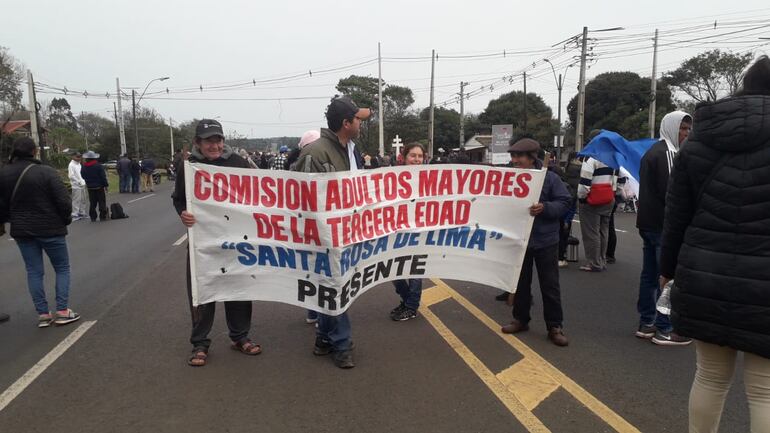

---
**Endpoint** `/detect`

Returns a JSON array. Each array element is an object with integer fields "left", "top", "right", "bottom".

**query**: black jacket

[
  {"left": 636, "top": 140, "right": 675, "bottom": 231},
  {"left": 81, "top": 160, "right": 109, "bottom": 189},
  {"left": 172, "top": 145, "right": 250, "bottom": 215},
  {"left": 660, "top": 95, "right": 770, "bottom": 359},
  {"left": 529, "top": 161, "right": 571, "bottom": 250},
  {"left": 0, "top": 158, "right": 72, "bottom": 238}
]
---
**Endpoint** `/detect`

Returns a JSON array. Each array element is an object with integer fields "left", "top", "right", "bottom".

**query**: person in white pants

[{"left": 67, "top": 152, "right": 87, "bottom": 220}]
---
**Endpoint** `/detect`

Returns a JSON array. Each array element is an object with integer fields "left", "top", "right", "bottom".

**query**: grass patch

[{"left": 58, "top": 168, "right": 120, "bottom": 194}]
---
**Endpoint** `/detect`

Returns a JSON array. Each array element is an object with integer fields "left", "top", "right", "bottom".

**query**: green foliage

[
  {"left": 663, "top": 49, "right": 752, "bottom": 102},
  {"left": 47, "top": 152, "right": 71, "bottom": 169},
  {"left": 48, "top": 127, "right": 86, "bottom": 153},
  {"left": 567, "top": 71, "right": 675, "bottom": 140},
  {"left": 0, "top": 46, "right": 24, "bottom": 113},
  {"left": 46, "top": 97, "right": 78, "bottom": 130},
  {"left": 479, "top": 91, "right": 556, "bottom": 147}
]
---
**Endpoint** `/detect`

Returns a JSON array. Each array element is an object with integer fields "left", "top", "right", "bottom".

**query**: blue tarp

[{"left": 577, "top": 130, "right": 657, "bottom": 181}]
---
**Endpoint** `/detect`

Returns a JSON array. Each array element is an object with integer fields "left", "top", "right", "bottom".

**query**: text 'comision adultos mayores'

[
  {"left": 191, "top": 166, "right": 533, "bottom": 247},
  {"left": 184, "top": 162, "right": 546, "bottom": 313}
]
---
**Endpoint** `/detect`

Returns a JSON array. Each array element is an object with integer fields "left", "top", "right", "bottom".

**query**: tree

[
  {"left": 479, "top": 91, "right": 556, "bottom": 148},
  {"left": 567, "top": 71, "right": 675, "bottom": 140},
  {"left": 664, "top": 49, "right": 752, "bottom": 102},
  {"left": 419, "top": 107, "right": 461, "bottom": 150},
  {"left": 335, "top": 75, "right": 426, "bottom": 156},
  {"left": 47, "top": 98, "right": 78, "bottom": 130},
  {"left": 0, "top": 46, "right": 24, "bottom": 114}
]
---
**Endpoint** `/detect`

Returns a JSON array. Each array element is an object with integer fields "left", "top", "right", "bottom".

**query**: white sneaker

[{"left": 558, "top": 260, "right": 568, "bottom": 268}]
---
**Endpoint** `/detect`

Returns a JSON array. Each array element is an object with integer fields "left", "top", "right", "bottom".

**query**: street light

[
  {"left": 133, "top": 76, "right": 170, "bottom": 156},
  {"left": 543, "top": 59, "right": 576, "bottom": 163}
]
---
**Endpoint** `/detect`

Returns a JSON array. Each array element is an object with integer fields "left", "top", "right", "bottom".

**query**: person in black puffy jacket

[
  {"left": 660, "top": 55, "right": 770, "bottom": 433},
  {"left": 0, "top": 138, "right": 80, "bottom": 327}
]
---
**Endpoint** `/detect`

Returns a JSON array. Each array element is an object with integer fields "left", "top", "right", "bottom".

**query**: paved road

[{"left": 0, "top": 181, "right": 751, "bottom": 432}]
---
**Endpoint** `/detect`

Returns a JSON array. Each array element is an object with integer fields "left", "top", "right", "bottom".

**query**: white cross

[{"left": 391, "top": 135, "right": 403, "bottom": 155}]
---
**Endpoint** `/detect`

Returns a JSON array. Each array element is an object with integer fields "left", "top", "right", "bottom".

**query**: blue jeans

[
  {"left": 119, "top": 172, "right": 132, "bottom": 192},
  {"left": 317, "top": 312, "right": 351, "bottom": 351},
  {"left": 16, "top": 236, "right": 71, "bottom": 314},
  {"left": 637, "top": 230, "right": 671, "bottom": 332},
  {"left": 393, "top": 279, "right": 423, "bottom": 310}
]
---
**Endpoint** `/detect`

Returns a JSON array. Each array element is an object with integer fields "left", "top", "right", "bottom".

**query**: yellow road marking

[
  {"left": 420, "top": 285, "right": 450, "bottom": 307},
  {"left": 497, "top": 359, "right": 560, "bottom": 411},
  {"left": 419, "top": 305, "right": 552, "bottom": 433},
  {"left": 430, "top": 278, "right": 641, "bottom": 433}
]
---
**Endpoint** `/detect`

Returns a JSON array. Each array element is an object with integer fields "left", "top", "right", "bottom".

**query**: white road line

[
  {"left": 127, "top": 193, "right": 156, "bottom": 204},
  {"left": 0, "top": 320, "right": 97, "bottom": 413},
  {"left": 173, "top": 233, "right": 188, "bottom": 246}
]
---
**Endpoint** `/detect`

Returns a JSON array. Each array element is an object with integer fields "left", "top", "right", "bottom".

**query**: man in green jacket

[{"left": 293, "top": 96, "right": 370, "bottom": 369}]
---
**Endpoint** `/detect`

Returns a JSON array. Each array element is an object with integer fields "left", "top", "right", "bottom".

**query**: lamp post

[
  {"left": 543, "top": 59, "right": 575, "bottom": 163},
  {"left": 132, "top": 76, "right": 169, "bottom": 156}
]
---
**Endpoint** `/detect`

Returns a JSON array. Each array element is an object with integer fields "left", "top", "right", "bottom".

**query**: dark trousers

[
  {"left": 87, "top": 188, "right": 108, "bottom": 221},
  {"left": 606, "top": 201, "right": 619, "bottom": 259},
  {"left": 131, "top": 173, "right": 140, "bottom": 193},
  {"left": 119, "top": 172, "right": 132, "bottom": 193},
  {"left": 558, "top": 221, "right": 572, "bottom": 260},
  {"left": 512, "top": 243, "right": 564, "bottom": 330},
  {"left": 186, "top": 253, "right": 252, "bottom": 350},
  {"left": 393, "top": 279, "right": 423, "bottom": 310}
]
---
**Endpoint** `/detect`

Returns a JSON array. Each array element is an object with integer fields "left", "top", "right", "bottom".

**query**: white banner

[{"left": 185, "top": 162, "right": 546, "bottom": 315}]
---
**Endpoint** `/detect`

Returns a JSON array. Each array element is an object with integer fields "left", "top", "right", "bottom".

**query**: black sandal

[
  {"left": 188, "top": 349, "right": 208, "bottom": 367},
  {"left": 231, "top": 339, "right": 262, "bottom": 356}
]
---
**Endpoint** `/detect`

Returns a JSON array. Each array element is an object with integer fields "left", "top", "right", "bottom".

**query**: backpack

[{"left": 110, "top": 203, "right": 128, "bottom": 220}]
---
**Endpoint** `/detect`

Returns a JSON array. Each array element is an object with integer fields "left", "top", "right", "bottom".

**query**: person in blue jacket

[{"left": 500, "top": 138, "right": 571, "bottom": 346}]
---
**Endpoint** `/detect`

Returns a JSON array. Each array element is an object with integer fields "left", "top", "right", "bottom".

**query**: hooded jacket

[
  {"left": 0, "top": 158, "right": 72, "bottom": 238},
  {"left": 172, "top": 144, "right": 250, "bottom": 215},
  {"left": 636, "top": 111, "right": 690, "bottom": 231},
  {"left": 660, "top": 96, "right": 770, "bottom": 359}
]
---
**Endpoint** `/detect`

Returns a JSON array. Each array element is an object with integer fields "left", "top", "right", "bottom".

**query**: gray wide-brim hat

[{"left": 82, "top": 150, "right": 100, "bottom": 159}]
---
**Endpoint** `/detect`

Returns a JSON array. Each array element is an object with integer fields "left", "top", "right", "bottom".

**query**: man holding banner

[
  {"left": 172, "top": 119, "right": 263, "bottom": 367},
  {"left": 501, "top": 138, "right": 571, "bottom": 347},
  {"left": 292, "top": 96, "right": 371, "bottom": 369}
]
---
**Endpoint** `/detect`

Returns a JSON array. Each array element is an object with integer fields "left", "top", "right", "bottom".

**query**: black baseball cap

[
  {"left": 195, "top": 119, "right": 225, "bottom": 139},
  {"left": 326, "top": 96, "right": 371, "bottom": 125}
]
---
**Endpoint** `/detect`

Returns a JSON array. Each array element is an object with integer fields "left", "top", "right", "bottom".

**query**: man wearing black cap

[
  {"left": 293, "top": 96, "right": 371, "bottom": 369},
  {"left": 500, "top": 138, "right": 571, "bottom": 346},
  {"left": 172, "top": 119, "right": 262, "bottom": 367}
]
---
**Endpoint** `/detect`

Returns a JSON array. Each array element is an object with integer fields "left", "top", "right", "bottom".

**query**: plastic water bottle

[{"left": 656, "top": 280, "right": 673, "bottom": 315}]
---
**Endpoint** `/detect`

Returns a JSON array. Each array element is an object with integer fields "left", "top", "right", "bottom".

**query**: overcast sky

[{"left": 4, "top": 1, "right": 770, "bottom": 139}]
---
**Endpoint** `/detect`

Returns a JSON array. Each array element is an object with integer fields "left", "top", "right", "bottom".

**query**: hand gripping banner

[{"left": 185, "top": 162, "right": 546, "bottom": 315}]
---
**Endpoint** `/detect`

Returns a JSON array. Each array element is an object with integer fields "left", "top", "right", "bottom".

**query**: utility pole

[
  {"left": 81, "top": 111, "right": 88, "bottom": 150},
  {"left": 26, "top": 70, "right": 44, "bottom": 162},
  {"left": 648, "top": 29, "right": 659, "bottom": 138},
  {"left": 428, "top": 49, "right": 436, "bottom": 158},
  {"left": 459, "top": 81, "right": 468, "bottom": 147},
  {"left": 169, "top": 117, "right": 174, "bottom": 159},
  {"left": 116, "top": 78, "right": 127, "bottom": 156},
  {"left": 556, "top": 73, "right": 563, "bottom": 163},
  {"left": 132, "top": 89, "right": 139, "bottom": 156},
  {"left": 378, "top": 42, "right": 384, "bottom": 156},
  {"left": 575, "top": 26, "right": 589, "bottom": 151},
  {"left": 113, "top": 102, "right": 119, "bottom": 130},
  {"left": 523, "top": 72, "right": 528, "bottom": 132}
]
